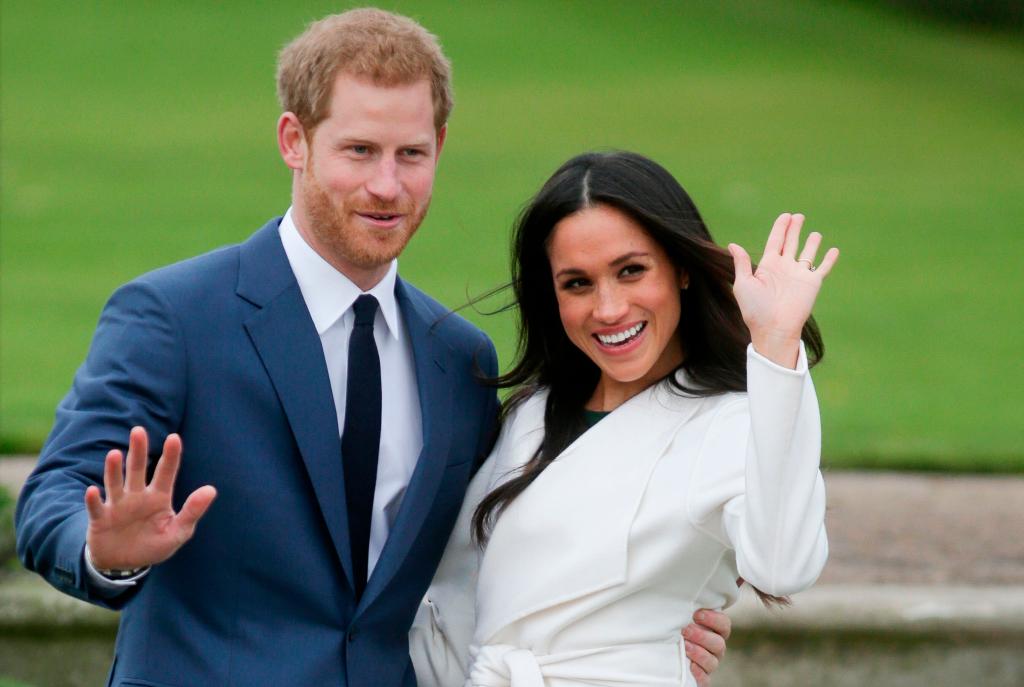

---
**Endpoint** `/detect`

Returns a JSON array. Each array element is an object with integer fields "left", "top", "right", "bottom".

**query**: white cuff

[
  {"left": 83, "top": 543, "right": 151, "bottom": 589},
  {"left": 747, "top": 341, "right": 809, "bottom": 375}
]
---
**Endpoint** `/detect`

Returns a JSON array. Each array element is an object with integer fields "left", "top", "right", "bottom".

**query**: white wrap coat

[{"left": 410, "top": 344, "right": 828, "bottom": 686}]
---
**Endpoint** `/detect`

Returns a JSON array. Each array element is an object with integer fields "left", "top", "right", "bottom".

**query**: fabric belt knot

[
  {"left": 469, "top": 645, "right": 544, "bottom": 687},
  {"left": 467, "top": 638, "right": 685, "bottom": 686},
  {"left": 342, "top": 293, "right": 381, "bottom": 601}
]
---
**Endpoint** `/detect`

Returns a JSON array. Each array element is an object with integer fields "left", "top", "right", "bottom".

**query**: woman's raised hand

[{"left": 727, "top": 213, "right": 838, "bottom": 368}]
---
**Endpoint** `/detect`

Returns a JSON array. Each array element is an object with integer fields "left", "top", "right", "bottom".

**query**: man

[{"left": 16, "top": 8, "right": 729, "bottom": 686}]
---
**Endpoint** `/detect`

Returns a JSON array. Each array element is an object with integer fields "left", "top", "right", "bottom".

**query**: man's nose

[
  {"left": 365, "top": 158, "right": 400, "bottom": 201},
  {"left": 592, "top": 284, "right": 628, "bottom": 323}
]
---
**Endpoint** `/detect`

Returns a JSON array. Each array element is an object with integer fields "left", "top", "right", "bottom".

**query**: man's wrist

[{"left": 84, "top": 543, "right": 150, "bottom": 581}]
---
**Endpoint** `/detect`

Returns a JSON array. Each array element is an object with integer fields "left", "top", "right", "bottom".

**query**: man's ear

[
  {"left": 278, "top": 112, "right": 308, "bottom": 171},
  {"left": 434, "top": 124, "right": 448, "bottom": 161}
]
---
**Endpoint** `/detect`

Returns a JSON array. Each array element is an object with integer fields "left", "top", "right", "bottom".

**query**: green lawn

[{"left": 2, "top": 1, "right": 1022, "bottom": 470}]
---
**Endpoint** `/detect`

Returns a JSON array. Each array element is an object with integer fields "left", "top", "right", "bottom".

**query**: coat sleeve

[
  {"left": 689, "top": 343, "right": 828, "bottom": 597},
  {"left": 14, "top": 278, "right": 187, "bottom": 609}
]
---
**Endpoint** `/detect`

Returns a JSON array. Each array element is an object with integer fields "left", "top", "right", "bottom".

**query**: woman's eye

[
  {"left": 620, "top": 264, "right": 646, "bottom": 277},
  {"left": 561, "top": 278, "right": 589, "bottom": 291}
]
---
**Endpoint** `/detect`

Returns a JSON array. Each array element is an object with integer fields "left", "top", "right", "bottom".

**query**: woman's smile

[{"left": 593, "top": 320, "right": 648, "bottom": 351}]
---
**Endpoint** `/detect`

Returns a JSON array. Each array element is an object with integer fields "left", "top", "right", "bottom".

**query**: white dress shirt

[
  {"left": 86, "top": 209, "right": 423, "bottom": 589},
  {"left": 279, "top": 208, "right": 423, "bottom": 576}
]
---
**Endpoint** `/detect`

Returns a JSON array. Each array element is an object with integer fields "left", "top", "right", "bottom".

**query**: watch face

[{"left": 102, "top": 568, "right": 142, "bottom": 578}]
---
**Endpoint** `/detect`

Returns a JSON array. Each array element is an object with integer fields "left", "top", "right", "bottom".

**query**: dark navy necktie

[{"left": 341, "top": 294, "right": 381, "bottom": 600}]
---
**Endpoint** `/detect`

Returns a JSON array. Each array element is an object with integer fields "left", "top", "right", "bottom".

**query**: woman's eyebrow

[
  {"left": 554, "top": 266, "right": 585, "bottom": 279},
  {"left": 609, "top": 251, "right": 650, "bottom": 266},
  {"left": 554, "top": 251, "right": 651, "bottom": 279}
]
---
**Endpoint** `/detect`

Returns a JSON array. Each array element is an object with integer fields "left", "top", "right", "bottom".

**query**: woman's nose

[{"left": 592, "top": 284, "right": 628, "bottom": 323}]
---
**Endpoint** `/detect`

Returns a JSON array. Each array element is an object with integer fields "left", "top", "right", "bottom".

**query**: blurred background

[
  {"left": 1, "top": 1, "right": 1022, "bottom": 684},
  {"left": 2, "top": 0, "right": 1021, "bottom": 470}
]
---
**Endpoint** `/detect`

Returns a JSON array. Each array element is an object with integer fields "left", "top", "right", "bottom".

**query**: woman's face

[{"left": 547, "top": 204, "right": 687, "bottom": 407}]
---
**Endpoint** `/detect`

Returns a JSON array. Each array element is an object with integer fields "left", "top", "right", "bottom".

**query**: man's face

[{"left": 294, "top": 73, "right": 443, "bottom": 287}]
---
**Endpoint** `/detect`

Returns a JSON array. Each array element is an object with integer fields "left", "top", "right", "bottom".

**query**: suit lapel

[
  {"left": 238, "top": 220, "right": 355, "bottom": 590},
  {"left": 359, "top": 279, "right": 453, "bottom": 612}
]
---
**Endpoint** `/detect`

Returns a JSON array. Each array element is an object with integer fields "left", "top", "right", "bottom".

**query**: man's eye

[
  {"left": 350, "top": 145, "right": 369, "bottom": 155},
  {"left": 402, "top": 148, "right": 424, "bottom": 158}
]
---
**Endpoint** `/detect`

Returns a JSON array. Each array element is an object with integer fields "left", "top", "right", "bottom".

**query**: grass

[{"left": 1, "top": 1, "right": 1022, "bottom": 469}]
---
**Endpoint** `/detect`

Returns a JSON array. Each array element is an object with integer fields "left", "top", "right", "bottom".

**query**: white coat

[{"left": 410, "top": 344, "right": 828, "bottom": 687}]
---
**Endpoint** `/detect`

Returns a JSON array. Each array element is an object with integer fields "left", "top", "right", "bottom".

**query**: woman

[{"left": 411, "top": 151, "right": 837, "bottom": 686}]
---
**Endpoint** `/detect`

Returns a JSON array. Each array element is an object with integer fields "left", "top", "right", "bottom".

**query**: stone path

[
  {"left": 819, "top": 470, "right": 1024, "bottom": 586},
  {"left": 0, "top": 458, "right": 34, "bottom": 496}
]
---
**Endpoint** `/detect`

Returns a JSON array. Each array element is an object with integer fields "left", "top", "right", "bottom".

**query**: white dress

[{"left": 410, "top": 344, "right": 828, "bottom": 687}]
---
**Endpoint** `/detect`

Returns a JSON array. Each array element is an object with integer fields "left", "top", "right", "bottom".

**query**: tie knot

[{"left": 352, "top": 294, "right": 379, "bottom": 327}]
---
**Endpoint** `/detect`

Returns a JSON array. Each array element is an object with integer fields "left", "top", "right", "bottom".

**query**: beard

[{"left": 300, "top": 166, "right": 429, "bottom": 272}]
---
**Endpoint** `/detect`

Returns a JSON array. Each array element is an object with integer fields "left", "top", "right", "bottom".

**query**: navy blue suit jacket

[{"left": 15, "top": 218, "right": 500, "bottom": 686}]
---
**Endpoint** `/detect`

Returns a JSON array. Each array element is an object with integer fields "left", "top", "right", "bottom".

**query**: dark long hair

[{"left": 473, "top": 151, "right": 823, "bottom": 606}]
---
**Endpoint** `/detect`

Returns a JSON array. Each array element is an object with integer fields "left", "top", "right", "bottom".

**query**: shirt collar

[{"left": 279, "top": 208, "right": 401, "bottom": 339}]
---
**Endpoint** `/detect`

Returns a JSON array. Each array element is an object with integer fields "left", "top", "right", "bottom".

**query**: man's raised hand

[{"left": 85, "top": 427, "right": 217, "bottom": 570}]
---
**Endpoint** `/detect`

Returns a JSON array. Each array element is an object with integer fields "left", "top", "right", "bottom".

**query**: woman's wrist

[{"left": 749, "top": 332, "right": 801, "bottom": 369}]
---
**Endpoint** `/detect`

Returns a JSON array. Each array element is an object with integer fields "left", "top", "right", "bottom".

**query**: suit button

[{"left": 348, "top": 631, "right": 357, "bottom": 643}]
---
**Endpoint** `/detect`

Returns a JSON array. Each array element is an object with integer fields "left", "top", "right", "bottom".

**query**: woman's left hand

[{"left": 728, "top": 213, "right": 839, "bottom": 368}]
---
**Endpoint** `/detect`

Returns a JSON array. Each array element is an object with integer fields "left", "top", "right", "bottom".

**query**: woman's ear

[{"left": 679, "top": 269, "right": 690, "bottom": 291}]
